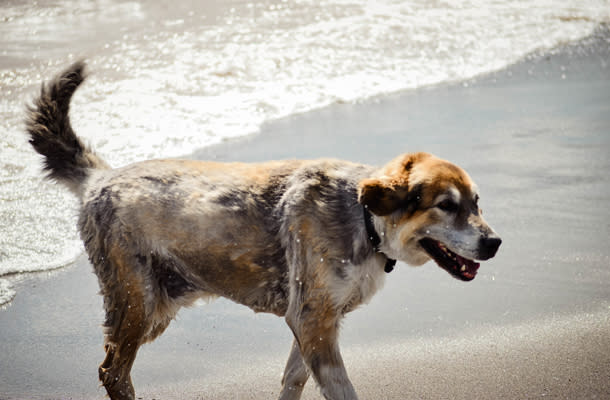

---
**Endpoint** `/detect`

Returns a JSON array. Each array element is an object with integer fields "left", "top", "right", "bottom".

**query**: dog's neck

[{"left": 363, "top": 206, "right": 396, "bottom": 273}]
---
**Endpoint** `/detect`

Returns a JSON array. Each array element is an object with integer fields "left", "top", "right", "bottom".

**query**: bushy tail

[{"left": 25, "top": 60, "right": 109, "bottom": 195}]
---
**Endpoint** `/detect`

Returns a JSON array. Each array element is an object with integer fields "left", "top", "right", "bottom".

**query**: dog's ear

[
  {"left": 358, "top": 152, "right": 428, "bottom": 216},
  {"left": 358, "top": 178, "right": 407, "bottom": 216}
]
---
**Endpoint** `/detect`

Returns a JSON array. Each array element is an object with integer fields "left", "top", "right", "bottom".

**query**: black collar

[{"left": 363, "top": 206, "right": 396, "bottom": 273}]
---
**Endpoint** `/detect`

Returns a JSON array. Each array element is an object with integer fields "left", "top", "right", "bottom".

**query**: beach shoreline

[{"left": 1, "top": 25, "right": 609, "bottom": 399}]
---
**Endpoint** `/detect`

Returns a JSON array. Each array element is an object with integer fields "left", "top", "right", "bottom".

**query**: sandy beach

[{"left": 1, "top": 21, "right": 610, "bottom": 400}]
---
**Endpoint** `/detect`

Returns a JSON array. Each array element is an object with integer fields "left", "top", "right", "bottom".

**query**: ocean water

[{"left": 0, "top": 0, "right": 608, "bottom": 305}]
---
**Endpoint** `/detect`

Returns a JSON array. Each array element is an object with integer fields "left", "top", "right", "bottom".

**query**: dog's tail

[{"left": 25, "top": 60, "right": 110, "bottom": 195}]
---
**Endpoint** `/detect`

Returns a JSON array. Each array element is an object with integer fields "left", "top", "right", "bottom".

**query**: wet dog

[{"left": 26, "top": 62, "right": 501, "bottom": 400}]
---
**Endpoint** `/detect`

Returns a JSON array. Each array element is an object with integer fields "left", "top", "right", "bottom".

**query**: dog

[{"left": 25, "top": 61, "right": 501, "bottom": 400}]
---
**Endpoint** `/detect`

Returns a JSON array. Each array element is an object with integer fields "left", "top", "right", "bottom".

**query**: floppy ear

[
  {"left": 358, "top": 152, "right": 428, "bottom": 216},
  {"left": 358, "top": 178, "right": 408, "bottom": 216}
]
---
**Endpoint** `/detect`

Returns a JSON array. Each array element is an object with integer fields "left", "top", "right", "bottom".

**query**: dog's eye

[
  {"left": 436, "top": 199, "right": 458, "bottom": 213},
  {"left": 474, "top": 194, "right": 480, "bottom": 206}
]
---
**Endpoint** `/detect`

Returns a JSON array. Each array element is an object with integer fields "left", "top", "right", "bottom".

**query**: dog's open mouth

[{"left": 419, "top": 238, "right": 480, "bottom": 281}]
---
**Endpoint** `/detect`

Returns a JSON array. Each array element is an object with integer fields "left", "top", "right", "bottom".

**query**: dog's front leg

[
  {"left": 279, "top": 338, "right": 310, "bottom": 400},
  {"left": 286, "top": 302, "right": 358, "bottom": 400}
]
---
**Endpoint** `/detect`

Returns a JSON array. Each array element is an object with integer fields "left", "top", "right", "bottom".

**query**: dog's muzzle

[{"left": 419, "top": 233, "right": 502, "bottom": 282}]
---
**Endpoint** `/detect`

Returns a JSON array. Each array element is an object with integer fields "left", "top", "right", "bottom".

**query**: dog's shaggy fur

[{"left": 25, "top": 62, "right": 501, "bottom": 400}]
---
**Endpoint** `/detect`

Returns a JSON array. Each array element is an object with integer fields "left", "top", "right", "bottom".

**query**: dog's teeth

[{"left": 460, "top": 265, "right": 466, "bottom": 272}]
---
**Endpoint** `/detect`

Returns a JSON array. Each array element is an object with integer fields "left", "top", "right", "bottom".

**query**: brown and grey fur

[{"left": 25, "top": 62, "right": 501, "bottom": 400}]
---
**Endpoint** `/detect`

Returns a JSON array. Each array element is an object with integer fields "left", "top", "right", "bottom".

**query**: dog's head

[{"left": 358, "top": 152, "right": 501, "bottom": 281}]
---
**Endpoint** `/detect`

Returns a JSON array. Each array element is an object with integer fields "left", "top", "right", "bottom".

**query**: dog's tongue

[{"left": 456, "top": 253, "right": 480, "bottom": 274}]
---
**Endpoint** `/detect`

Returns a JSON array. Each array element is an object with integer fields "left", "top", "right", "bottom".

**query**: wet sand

[
  {"left": 136, "top": 309, "right": 610, "bottom": 400},
  {"left": 1, "top": 26, "right": 609, "bottom": 400}
]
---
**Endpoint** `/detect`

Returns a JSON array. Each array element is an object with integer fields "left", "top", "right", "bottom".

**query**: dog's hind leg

[
  {"left": 96, "top": 248, "right": 150, "bottom": 400},
  {"left": 98, "top": 293, "right": 146, "bottom": 400},
  {"left": 279, "top": 339, "right": 310, "bottom": 400}
]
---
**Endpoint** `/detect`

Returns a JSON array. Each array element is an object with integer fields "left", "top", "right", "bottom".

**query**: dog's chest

[{"left": 330, "top": 255, "right": 387, "bottom": 313}]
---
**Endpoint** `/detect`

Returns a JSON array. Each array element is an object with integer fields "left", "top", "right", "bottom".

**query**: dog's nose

[{"left": 479, "top": 235, "right": 502, "bottom": 259}]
